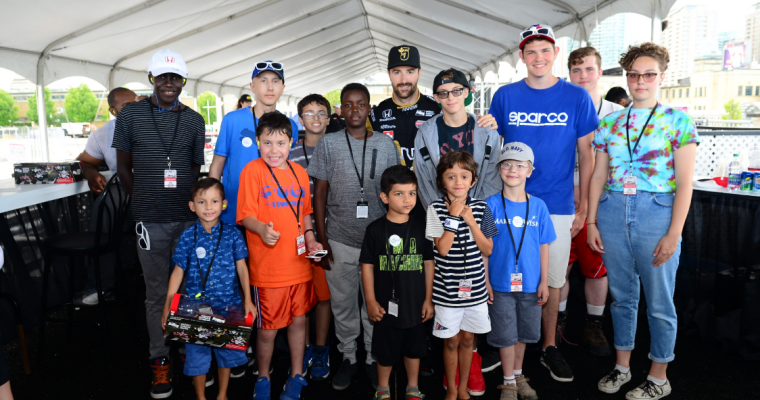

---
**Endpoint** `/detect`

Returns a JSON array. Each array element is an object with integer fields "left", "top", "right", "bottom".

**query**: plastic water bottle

[
  {"left": 749, "top": 146, "right": 760, "bottom": 171},
  {"left": 728, "top": 154, "right": 742, "bottom": 191}
]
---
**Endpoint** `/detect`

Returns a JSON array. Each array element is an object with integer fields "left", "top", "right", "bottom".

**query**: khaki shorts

[{"left": 548, "top": 214, "right": 574, "bottom": 288}]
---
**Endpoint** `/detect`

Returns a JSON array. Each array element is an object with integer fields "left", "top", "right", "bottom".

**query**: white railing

[{"left": 694, "top": 119, "right": 753, "bottom": 127}]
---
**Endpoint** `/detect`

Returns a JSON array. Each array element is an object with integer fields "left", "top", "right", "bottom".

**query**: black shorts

[
  {"left": 371, "top": 323, "right": 427, "bottom": 367},
  {"left": 0, "top": 342, "right": 9, "bottom": 386}
]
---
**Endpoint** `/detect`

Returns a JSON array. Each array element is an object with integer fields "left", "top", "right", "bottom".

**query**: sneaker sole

[
  {"left": 206, "top": 376, "right": 215, "bottom": 387},
  {"left": 540, "top": 359, "right": 574, "bottom": 382},
  {"left": 332, "top": 381, "right": 351, "bottom": 391},
  {"left": 230, "top": 370, "right": 245, "bottom": 378},
  {"left": 468, "top": 388, "right": 486, "bottom": 396},
  {"left": 598, "top": 374, "right": 631, "bottom": 393},
  {"left": 311, "top": 371, "right": 330, "bottom": 380},
  {"left": 625, "top": 388, "right": 671, "bottom": 400},
  {"left": 150, "top": 389, "right": 173, "bottom": 399},
  {"left": 481, "top": 361, "right": 501, "bottom": 373}
]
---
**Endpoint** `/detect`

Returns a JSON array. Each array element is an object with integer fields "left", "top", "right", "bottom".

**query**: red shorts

[
  {"left": 313, "top": 265, "right": 331, "bottom": 302},
  {"left": 252, "top": 281, "right": 317, "bottom": 330},
  {"left": 568, "top": 221, "right": 607, "bottom": 279}
]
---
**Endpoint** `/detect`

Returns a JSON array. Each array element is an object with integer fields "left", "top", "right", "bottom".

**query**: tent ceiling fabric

[{"left": 0, "top": 0, "right": 676, "bottom": 100}]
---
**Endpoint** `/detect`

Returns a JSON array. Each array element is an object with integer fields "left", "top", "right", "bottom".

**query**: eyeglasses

[
  {"left": 136, "top": 222, "right": 150, "bottom": 250},
  {"left": 500, "top": 162, "right": 529, "bottom": 171},
  {"left": 255, "top": 61, "right": 283, "bottom": 70},
  {"left": 435, "top": 87, "right": 466, "bottom": 99},
  {"left": 302, "top": 112, "right": 329, "bottom": 120},
  {"left": 152, "top": 74, "right": 186, "bottom": 85},
  {"left": 626, "top": 72, "right": 659, "bottom": 83}
]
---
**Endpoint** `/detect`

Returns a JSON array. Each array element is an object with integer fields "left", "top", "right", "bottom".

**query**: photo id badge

[
  {"left": 296, "top": 235, "right": 306, "bottom": 255},
  {"left": 388, "top": 298, "right": 399, "bottom": 317},
  {"left": 356, "top": 201, "right": 369, "bottom": 219},
  {"left": 458, "top": 279, "right": 473, "bottom": 299},
  {"left": 198, "top": 304, "right": 213, "bottom": 315},
  {"left": 623, "top": 175, "right": 637, "bottom": 195},
  {"left": 164, "top": 169, "right": 177, "bottom": 188},
  {"left": 511, "top": 273, "right": 523, "bottom": 293}
]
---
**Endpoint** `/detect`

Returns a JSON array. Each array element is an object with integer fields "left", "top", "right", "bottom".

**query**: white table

[
  {"left": 0, "top": 172, "right": 111, "bottom": 214},
  {"left": 693, "top": 179, "right": 760, "bottom": 198}
]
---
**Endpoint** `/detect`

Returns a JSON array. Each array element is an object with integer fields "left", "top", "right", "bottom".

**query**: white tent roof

[{"left": 0, "top": 0, "right": 677, "bottom": 102}]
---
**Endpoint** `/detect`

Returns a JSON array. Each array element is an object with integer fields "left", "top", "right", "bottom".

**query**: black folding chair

[{"left": 37, "top": 174, "right": 131, "bottom": 367}]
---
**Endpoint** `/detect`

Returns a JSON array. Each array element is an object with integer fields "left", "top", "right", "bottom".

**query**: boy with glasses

[
  {"left": 113, "top": 49, "right": 206, "bottom": 399},
  {"left": 488, "top": 25, "right": 600, "bottom": 383}
]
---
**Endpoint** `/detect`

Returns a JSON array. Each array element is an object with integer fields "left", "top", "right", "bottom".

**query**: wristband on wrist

[
  {"left": 587, "top": 222, "right": 596, "bottom": 225},
  {"left": 304, "top": 228, "right": 316, "bottom": 238},
  {"left": 444, "top": 218, "right": 460, "bottom": 232}
]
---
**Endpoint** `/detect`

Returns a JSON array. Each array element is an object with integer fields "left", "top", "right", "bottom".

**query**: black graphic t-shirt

[
  {"left": 437, "top": 115, "right": 474, "bottom": 155},
  {"left": 359, "top": 214, "right": 434, "bottom": 329}
]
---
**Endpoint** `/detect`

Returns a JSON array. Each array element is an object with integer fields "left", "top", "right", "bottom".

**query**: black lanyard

[
  {"left": 445, "top": 195, "right": 470, "bottom": 280},
  {"left": 301, "top": 141, "right": 311, "bottom": 167},
  {"left": 193, "top": 223, "right": 224, "bottom": 300},
  {"left": 625, "top": 103, "right": 658, "bottom": 172},
  {"left": 266, "top": 161, "right": 304, "bottom": 235},
  {"left": 149, "top": 100, "right": 181, "bottom": 169},
  {"left": 500, "top": 192, "right": 529, "bottom": 274},
  {"left": 596, "top": 97, "right": 603, "bottom": 116},
  {"left": 344, "top": 129, "right": 369, "bottom": 201},
  {"left": 384, "top": 217, "right": 412, "bottom": 300}
]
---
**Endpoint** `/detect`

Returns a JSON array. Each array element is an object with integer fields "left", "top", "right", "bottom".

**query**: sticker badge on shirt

[
  {"left": 388, "top": 234, "right": 401, "bottom": 247},
  {"left": 388, "top": 298, "right": 399, "bottom": 317},
  {"left": 296, "top": 234, "right": 306, "bottom": 255},
  {"left": 623, "top": 176, "right": 637, "bottom": 195},
  {"left": 164, "top": 169, "right": 177, "bottom": 188},
  {"left": 241, "top": 137, "right": 253, "bottom": 148},
  {"left": 195, "top": 247, "right": 206, "bottom": 259},
  {"left": 458, "top": 279, "right": 472, "bottom": 299},
  {"left": 511, "top": 273, "right": 523, "bottom": 293},
  {"left": 356, "top": 201, "right": 369, "bottom": 219}
]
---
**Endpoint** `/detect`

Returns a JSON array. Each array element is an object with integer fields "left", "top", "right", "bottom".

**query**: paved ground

[{"left": 4, "top": 266, "right": 760, "bottom": 400}]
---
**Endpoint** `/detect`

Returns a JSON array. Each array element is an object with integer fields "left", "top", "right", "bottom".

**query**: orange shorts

[
  {"left": 312, "top": 264, "right": 331, "bottom": 301},
  {"left": 252, "top": 281, "right": 317, "bottom": 330},
  {"left": 568, "top": 221, "right": 607, "bottom": 279}
]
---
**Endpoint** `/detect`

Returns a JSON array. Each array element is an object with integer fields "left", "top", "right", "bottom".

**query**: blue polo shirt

[
  {"left": 172, "top": 220, "right": 248, "bottom": 307},
  {"left": 214, "top": 107, "right": 299, "bottom": 224}
]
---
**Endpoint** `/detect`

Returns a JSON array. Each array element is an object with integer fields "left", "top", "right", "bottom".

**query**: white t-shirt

[
  {"left": 84, "top": 119, "right": 117, "bottom": 174},
  {"left": 574, "top": 99, "right": 624, "bottom": 185}
]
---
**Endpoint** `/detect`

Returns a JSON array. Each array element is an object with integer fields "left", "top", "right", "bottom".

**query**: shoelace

[
  {"left": 545, "top": 347, "right": 569, "bottom": 365},
  {"left": 604, "top": 369, "right": 624, "bottom": 384},
  {"left": 151, "top": 363, "right": 171, "bottom": 385},
  {"left": 255, "top": 379, "right": 271, "bottom": 397},
  {"left": 588, "top": 320, "right": 606, "bottom": 340},
  {"left": 312, "top": 349, "right": 326, "bottom": 370},
  {"left": 638, "top": 380, "right": 664, "bottom": 398},
  {"left": 557, "top": 324, "right": 578, "bottom": 346}
]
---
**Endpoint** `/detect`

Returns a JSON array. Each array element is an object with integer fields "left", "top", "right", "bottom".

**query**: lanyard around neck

[
  {"left": 384, "top": 217, "right": 412, "bottom": 299},
  {"left": 193, "top": 223, "right": 224, "bottom": 299},
  {"left": 265, "top": 161, "right": 304, "bottom": 235},
  {"left": 500, "top": 191, "right": 529, "bottom": 274},
  {"left": 344, "top": 129, "right": 369, "bottom": 201},
  {"left": 625, "top": 103, "right": 658, "bottom": 171}
]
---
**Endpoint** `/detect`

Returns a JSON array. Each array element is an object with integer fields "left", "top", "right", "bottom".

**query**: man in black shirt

[
  {"left": 326, "top": 103, "right": 346, "bottom": 133},
  {"left": 113, "top": 49, "right": 205, "bottom": 400},
  {"left": 368, "top": 45, "right": 498, "bottom": 170}
]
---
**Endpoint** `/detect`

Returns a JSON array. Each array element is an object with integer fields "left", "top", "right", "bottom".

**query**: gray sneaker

[
  {"left": 497, "top": 383, "right": 518, "bottom": 400},
  {"left": 598, "top": 369, "right": 632, "bottom": 393},
  {"left": 331, "top": 358, "right": 356, "bottom": 390},
  {"left": 625, "top": 379, "right": 671, "bottom": 400},
  {"left": 515, "top": 376, "right": 538, "bottom": 400}
]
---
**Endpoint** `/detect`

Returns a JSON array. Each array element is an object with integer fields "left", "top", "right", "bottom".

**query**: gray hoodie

[{"left": 414, "top": 113, "right": 503, "bottom": 209}]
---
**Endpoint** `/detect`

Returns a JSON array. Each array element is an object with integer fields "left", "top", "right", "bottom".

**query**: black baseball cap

[
  {"left": 388, "top": 45, "right": 421, "bottom": 69},
  {"left": 239, "top": 94, "right": 252, "bottom": 103},
  {"left": 432, "top": 69, "right": 471, "bottom": 93}
]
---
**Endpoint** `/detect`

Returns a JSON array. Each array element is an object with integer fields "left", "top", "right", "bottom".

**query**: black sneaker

[
  {"left": 480, "top": 349, "right": 502, "bottom": 373},
  {"left": 331, "top": 358, "right": 357, "bottom": 390},
  {"left": 419, "top": 354, "right": 435, "bottom": 377},
  {"left": 230, "top": 363, "right": 246, "bottom": 378},
  {"left": 365, "top": 362, "right": 378, "bottom": 390},
  {"left": 540, "top": 346, "right": 574, "bottom": 382},
  {"left": 149, "top": 356, "right": 174, "bottom": 399},
  {"left": 205, "top": 372, "right": 215, "bottom": 387}
]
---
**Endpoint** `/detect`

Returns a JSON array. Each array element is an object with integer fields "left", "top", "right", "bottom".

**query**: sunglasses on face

[
  {"left": 626, "top": 72, "right": 659, "bottom": 83},
  {"left": 255, "top": 61, "right": 283, "bottom": 70},
  {"left": 435, "top": 87, "right": 466, "bottom": 99}
]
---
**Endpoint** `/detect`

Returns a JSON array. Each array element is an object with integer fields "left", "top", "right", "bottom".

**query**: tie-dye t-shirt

[{"left": 592, "top": 104, "right": 699, "bottom": 193}]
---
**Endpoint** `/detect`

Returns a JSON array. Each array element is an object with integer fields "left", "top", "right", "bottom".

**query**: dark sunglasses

[
  {"left": 435, "top": 87, "right": 466, "bottom": 99},
  {"left": 255, "top": 62, "right": 283, "bottom": 70}
]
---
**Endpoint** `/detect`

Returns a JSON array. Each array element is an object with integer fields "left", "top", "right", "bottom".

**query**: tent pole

[
  {"left": 651, "top": 0, "right": 663, "bottom": 44},
  {"left": 35, "top": 60, "right": 49, "bottom": 162}
]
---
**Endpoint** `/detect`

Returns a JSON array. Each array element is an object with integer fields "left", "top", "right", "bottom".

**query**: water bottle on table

[{"left": 728, "top": 154, "right": 742, "bottom": 191}]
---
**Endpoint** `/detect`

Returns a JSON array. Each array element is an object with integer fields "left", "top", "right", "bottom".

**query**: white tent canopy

[{"left": 2, "top": 0, "right": 676, "bottom": 100}]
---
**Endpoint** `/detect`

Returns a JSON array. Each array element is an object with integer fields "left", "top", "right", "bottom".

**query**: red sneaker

[
  {"left": 442, "top": 363, "right": 460, "bottom": 390},
  {"left": 468, "top": 351, "right": 486, "bottom": 396}
]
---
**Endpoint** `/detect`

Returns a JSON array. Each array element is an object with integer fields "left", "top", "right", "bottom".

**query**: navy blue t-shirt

[{"left": 489, "top": 79, "right": 599, "bottom": 215}]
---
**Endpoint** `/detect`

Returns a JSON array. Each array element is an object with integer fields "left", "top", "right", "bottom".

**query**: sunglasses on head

[
  {"left": 255, "top": 61, "right": 283, "bottom": 70},
  {"left": 522, "top": 27, "right": 552, "bottom": 39}
]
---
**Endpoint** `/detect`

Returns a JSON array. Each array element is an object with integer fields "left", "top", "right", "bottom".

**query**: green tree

[
  {"left": 0, "top": 89, "right": 19, "bottom": 126},
  {"left": 722, "top": 99, "right": 742, "bottom": 120},
  {"left": 197, "top": 91, "right": 217, "bottom": 125},
  {"left": 26, "top": 87, "right": 55, "bottom": 123},
  {"left": 323, "top": 89, "right": 341, "bottom": 110},
  {"left": 64, "top": 84, "right": 99, "bottom": 122}
]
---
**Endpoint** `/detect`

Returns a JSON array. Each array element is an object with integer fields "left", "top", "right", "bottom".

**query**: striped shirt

[
  {"left": 112, "top": 99, "right": 205, "bottom": 223},
  {"left": 290, "top": 141, "right": 317, "bottom": 226},
  {"left": 426, "top": 197, "right": 499, "bottom": 307}
]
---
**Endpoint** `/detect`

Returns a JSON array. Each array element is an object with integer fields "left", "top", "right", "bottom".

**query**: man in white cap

[
  {"left": 488, "top": 25, "right": 600, "bottom": 384},
  {"left": 113, "top": 49, "right": 206, "bottom": 399}
]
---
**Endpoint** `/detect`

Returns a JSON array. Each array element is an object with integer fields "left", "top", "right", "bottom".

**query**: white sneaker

[
  {"left": 81, "top": 292, "right": 100, "bottom": 306},
  {"left": 598, "top": 368, "right": 632, "bottom": 393},
  {"left": 625, "top": 379, "right": 672, "bottom": 400}
]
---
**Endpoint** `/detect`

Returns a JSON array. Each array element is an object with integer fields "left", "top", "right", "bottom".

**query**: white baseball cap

[
  {"left": 498, "top": 142, "right": 535, "bottom": 166},
  {"left": 148, "top": 50, "right": 188, "bottom": 79}
]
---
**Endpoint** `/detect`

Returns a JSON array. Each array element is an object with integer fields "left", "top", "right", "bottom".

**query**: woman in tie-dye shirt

[{"left": 586, "top": 42, "right": 699, "bottom": 400}]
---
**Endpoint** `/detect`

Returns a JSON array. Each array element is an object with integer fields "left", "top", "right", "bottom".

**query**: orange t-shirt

[{"left": 237, "top": 158, "right": 314, "bottom": 288}]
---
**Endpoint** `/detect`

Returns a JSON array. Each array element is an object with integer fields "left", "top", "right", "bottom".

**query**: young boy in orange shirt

[{"left": 237, "top": 112, "right": 325, "bottom": 400}]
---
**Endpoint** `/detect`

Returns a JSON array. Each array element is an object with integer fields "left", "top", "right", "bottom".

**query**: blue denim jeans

[{"left": 596, "top": 190, "right": 680, "bottom": 364}]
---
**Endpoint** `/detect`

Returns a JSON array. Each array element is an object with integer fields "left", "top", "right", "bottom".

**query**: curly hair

[{"left": 619, "top": 42, "right": 670, "bottom": 72}]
